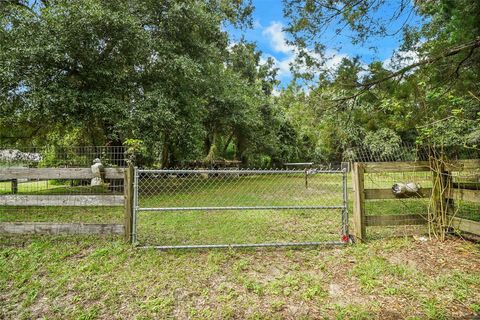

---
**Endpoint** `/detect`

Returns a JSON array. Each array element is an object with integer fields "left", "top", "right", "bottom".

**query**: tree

[
  {"left": 1, "top": 0, "right": 291, "bottom": 167},
  {"left": 282, "top": 0, "right": 480, "bottom": 153}
]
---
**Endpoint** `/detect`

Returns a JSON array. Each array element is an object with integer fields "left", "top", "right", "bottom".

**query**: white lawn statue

[{"left": 91, "top": 158, "right": 104, "bottom": 186}]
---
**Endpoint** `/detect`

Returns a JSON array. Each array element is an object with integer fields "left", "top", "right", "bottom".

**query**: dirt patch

[{"left": 384, "top": 237, "right": 480, "bottom": 275}]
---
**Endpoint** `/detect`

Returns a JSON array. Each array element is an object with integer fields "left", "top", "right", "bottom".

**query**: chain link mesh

[
  {"left": 134, "top": 168, "right": 348, "bottom": 248},
  {"left": 344, "top": 143, "right": 479, "bottom": 163}
]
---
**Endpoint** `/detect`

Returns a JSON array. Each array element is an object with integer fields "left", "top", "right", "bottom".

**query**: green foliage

[
  {"left": 2, "top": 0, "right": 480, "bottom": 164},
  {"left": 0, "top": 0, "right": 281, "bottom": 166},
  {"left": 123, "top": 139, "right": 147, "bottom": 164},
  {"left": 334, "top": 304, "right": 372, "bottom": 320},
  {"left": 279, "top": 0, "right": 480, "bottom": 157},
  {"left": 363, "top": 128, "right": 401, "bottom": 159}
]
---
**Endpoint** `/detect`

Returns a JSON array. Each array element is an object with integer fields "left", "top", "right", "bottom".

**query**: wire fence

[
  {"left": 363, "top": 170, "right": 432, "bottom": 238},
  {"left": 344, "top": 144, "right": 427, "bottom": 238},
  {"left": 0, "top": 146, "right": 127, "bottom": 224},
  {"left": 133, "top": 168, "right": 349, "bottom": 248},
  {"left": 344, "top": 144, "right": 479, "bottom": 238},
  {"left": 450, "top": 169, "right": 480, "bottom": 223},
  {"left": 343, "top": 142, "right": 479, "bottom": 163},
  {"left": 0, "top": 144, "right": 477, "bottom": 240},
  {"left": 0, "top": 145, "right": 127, "bottom": 168},
  {"left": 0, "top": 181, "right": 124, "bottom": 224}
]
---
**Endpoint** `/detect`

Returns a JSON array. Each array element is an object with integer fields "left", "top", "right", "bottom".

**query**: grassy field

[
  {"left": 1, "top": 235, "right": 479, "bottom": 319},
  {"left": 1, "top": 173, "right": 480, "bottom": 318}
]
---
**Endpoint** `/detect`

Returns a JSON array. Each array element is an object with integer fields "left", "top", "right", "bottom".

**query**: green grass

[
  {"left": 1, "top": 174, "right": 347, "bottom": 245},
  {"left": 137, "top": 209, "right": 342, "bottom": 245},
  {"left": 1, "top": 171, "right": 479, "bottom": 318},
  {"left": 0, "top": 206, "right": 122, "bottom": 223},
  {"left": 1, "top": 236, "right": 479, "bottom": 319},
  {"left": 136, "top": 174, "right": 344, "bottom": 245},
  {"left": 364, "top": 171, "right": 433, "bottom": 189},
  {"left": 0, "top": 180, "right": 115, "bottom": 195},
  {"left": 0, "top": 179, "right": 122, "bottom": 223},
  {"left": 453, "top": 201, "right": 480, "bottom": 221}
]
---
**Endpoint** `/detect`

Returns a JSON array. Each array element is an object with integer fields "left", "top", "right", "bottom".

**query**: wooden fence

[
  {"left": 1, "top": 161, "right": 478, "bottom": 243},
  {"left": 0, "top": 166, "right": 130, "bottom": 237},
  {"left": 353, "top": 159, "right": 480, "bottom": 241}
]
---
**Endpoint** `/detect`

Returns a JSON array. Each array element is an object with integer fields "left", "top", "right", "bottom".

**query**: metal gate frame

[{"left": 132, "top": 168, "right": 349, "bottom": 249}]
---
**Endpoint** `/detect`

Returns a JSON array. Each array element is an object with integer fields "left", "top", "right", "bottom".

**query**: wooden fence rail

[
  {"left": 446, "top": 188, "right": 480, "bottom": 202},
  {"left": 0, "top": 222, "right": 124, "bottom": 235},
  {"left": 365, "top": 188, "right": 432, "bottom": 200},
  {"left": 0, "top": 166, "right": 129, "bottom": 237},
  {"left": 0, "top": 167, "right": 125, "bottom": 180},
  {"left": 0, "top": 195, "right": 124, "bottom": 206}
]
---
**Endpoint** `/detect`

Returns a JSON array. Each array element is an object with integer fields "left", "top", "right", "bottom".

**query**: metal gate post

[{"left": 132, "top": 167, "right": 139, "bottom": 245}]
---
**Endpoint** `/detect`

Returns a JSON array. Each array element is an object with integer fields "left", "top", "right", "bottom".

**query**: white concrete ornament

[{"left": 91, "top": 158, "right": 104, "bottom": 186}]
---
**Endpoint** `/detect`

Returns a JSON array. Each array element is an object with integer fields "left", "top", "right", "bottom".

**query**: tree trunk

[
  {"left": 205, "top": 133, "right": 218, "bottom": 164},
  {"left": 235, "top": 132, "right": 248, "bottom": 164},
  {"left": 161, "top": 137, "right": 170, "bottom": 168},
  {"left": 222, "top": 133, "right": 234, "bottom": 156}
]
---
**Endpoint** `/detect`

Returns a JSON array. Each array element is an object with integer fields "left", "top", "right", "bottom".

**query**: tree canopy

[
  {"left": 1, "top": 0, "right": 479, "bottom": 166},
  {"left": 280, "top": 0, "right": 480, "bottom": 160}
]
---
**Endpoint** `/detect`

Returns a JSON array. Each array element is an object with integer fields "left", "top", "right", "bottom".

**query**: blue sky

[{"left": 227, "top": 0, "right": 423, "bottom": 88}]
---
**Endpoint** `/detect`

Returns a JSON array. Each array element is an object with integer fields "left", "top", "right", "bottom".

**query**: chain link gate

[{"left": 132, "top": 168, "right": 349, "bottom": 249}]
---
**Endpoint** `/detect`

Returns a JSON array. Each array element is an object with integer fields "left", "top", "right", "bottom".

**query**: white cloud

[
  {"left": 262, "top": 22, "right": 295, "bottom": 54},
  {"left": 357, "top": 69, "right": 371, "bottom": 80},
  {"left": 276, "top": 55, "right": 296, "bottom": 78},
  {"left": 261, "top": 21, "right": 354, "bottom": 84},
  {"left": 324, "top": 50, "right": 348, "bottom": 71},
  {"left": 260, "top": 53, "right": 295, "bottom": 80},
  {"left": 260, "top": 22, "right": 297, "bottom": 82}
]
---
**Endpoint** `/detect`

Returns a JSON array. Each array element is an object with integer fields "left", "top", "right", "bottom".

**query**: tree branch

[
  {"left": 453, "top": 46, "right": 475, "bottom": 78},
  {"left": 334, "top": 37, "right": 480, "bottom": 101},
  {"left": 363, "top": 37, "right": 480, "bottom": 88}
]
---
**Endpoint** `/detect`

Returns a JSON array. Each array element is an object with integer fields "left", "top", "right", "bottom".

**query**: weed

[
  {"left": 422, "top": 298, "right": 447, "bottom": 320},
  {"left": 334, "top": 304, "right": 371, "bottom": 320},
  {"left": 471, "top": 304, "right": 480, "bottom": 314},
  {"left": 243, "top": 278, "right": 264, "bottom": 295},
  {"left": 140, "top": 297, "right": 175, "bottom": 315},
  {"left": 301, "top": 284, "right": 327, "bottom": 300},
  {"left": 270, "top": 300, "right": 285, "bottom": 312}
]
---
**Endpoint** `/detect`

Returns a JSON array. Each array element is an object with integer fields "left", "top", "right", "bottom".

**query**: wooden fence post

[
  {"left": 353, "top": 162, "right": 366, "bottom": 242},
  {"left": 11, "top": 179, "right": 18, "bottom": 194},
  {"left": 124, "top": 163, "right": 134, "bottom": 243}
]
